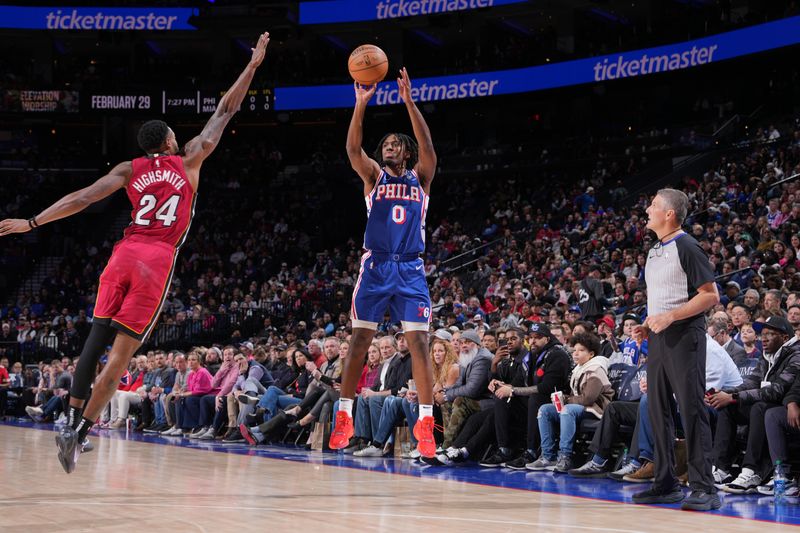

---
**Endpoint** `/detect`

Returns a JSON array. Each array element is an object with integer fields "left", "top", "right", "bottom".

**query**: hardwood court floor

[{"left": 0, "top": 421, "right": 797, "bottom": 533}]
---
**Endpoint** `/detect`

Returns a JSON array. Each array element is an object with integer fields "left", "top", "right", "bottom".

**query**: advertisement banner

[
  {"left": 0, "top": 6, "right": 196, "bottom": 30},
  {"left": 275, "top": 16, "right": 800, "bottom": 110},
  {"left": 299, "top": 0, "right": 526, "bottom": 24},
  {"left": 0, "top": 90, "right": 79, "bottom": 113}
]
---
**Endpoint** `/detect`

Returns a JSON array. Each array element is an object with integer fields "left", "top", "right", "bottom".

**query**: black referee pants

[{"left": 648, "top": 321, "right": 714, "bottom": 493}]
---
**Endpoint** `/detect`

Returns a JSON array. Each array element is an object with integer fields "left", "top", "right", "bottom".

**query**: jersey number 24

[{"left": 134, "top": 194, "right": 179, "bottom": 226}]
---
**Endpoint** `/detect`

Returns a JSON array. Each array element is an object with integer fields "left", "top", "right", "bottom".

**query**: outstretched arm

[
  {"left": 397, "top": 68, "right": 436, "bottom": 194},
  {"left": 346, "top": 82, "right": 381, "bottom": 195},
  {"left": 0, "top": 161, "right": 132, "bottom": 236},
  {"left": 183, "top": 32, "right": 270, "bottom": 171}
]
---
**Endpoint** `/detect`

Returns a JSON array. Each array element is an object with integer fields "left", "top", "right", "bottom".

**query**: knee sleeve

[{"left": 70, "top": 322, "right": 117, "bottom": 400}]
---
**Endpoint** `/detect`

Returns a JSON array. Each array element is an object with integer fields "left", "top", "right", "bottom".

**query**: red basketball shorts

[{"left": 93, "top": 239, "right": 176, "bottom": 342}]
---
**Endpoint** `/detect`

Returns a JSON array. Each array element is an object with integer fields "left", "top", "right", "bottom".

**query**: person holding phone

[{"left": 480, "top": 324, "right": 572, "bottom": 469}]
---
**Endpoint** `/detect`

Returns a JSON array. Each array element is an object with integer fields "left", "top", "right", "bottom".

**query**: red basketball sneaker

[
  {"left": 413, "top": 416, "right": 436, "bottom": 458},
  {"left": 329, "top": 411, "right": 354, "bottom": 449}
]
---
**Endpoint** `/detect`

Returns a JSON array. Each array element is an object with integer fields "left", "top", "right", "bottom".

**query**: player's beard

[{"left": 459, "top": 345, "right": 479, "bottom": 368}]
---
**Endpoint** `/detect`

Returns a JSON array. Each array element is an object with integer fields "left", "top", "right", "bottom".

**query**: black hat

[
  {"left": 529, "top": 322, "right": 554, "bottom": 339},
  {"left": 622, "top": 313, "right": 641, "bottom": 324},
  {"left": 752, "top": 316, "right": 793, "bottom": 336}
]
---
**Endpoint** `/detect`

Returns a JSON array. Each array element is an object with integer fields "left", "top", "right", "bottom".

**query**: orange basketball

[{"left": 348, "top": 44, "right": 389, "bottom": 85}]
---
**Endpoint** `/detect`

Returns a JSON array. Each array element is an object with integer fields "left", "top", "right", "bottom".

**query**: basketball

[{"left": 348, "top": 44, "right": 389, "bottom": 85}]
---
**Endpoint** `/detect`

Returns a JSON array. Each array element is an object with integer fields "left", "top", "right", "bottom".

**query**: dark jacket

[
  {"left": 783, "top": 372, "right": 800, "bottom": 406},
  {"left": 373, "top": 352, "right": 413, "bottom": 395},
  {"left": 268, "top": 360, "right": 297, "bottom": 391},
  {"left": 288, "top": 369, "right": 312, "bottom": 398},
  {"left": 150, "top": 366, "right": 176, "bottom": 394},
  {"left": 443, "top": 348, "right": 492, "bottom": 402},
  {"left": 723, "top": 338, "right": 748, "bottom": 366},
  {"left": 499, "top": 341, "right": 572, "bottom": 401},
  {"left": 724, "top": 342, "right": 800, "bottom": 405},
  {"left": 494, "top": 349, "right": 531, "bottom": 388}
]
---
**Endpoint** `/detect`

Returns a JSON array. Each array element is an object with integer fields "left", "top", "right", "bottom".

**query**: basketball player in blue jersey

[{"left": 329, "top": 68, "right": 438, "bottom": 457}]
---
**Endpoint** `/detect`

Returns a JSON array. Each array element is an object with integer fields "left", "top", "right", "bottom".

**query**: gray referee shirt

[{"left": 644, "top": 232, "right": 715, "bottom": 319}]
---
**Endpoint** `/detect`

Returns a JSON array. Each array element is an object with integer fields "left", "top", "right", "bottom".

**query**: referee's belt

[{"left": 369, "top": 252, "right": 422, "bottom": 262}]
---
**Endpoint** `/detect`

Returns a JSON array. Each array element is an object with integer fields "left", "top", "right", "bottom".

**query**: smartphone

[{"left": 499, "top": 339, "right": 508, "bottom": 348}]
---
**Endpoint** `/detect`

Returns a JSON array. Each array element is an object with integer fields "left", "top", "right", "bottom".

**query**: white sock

[
  {"left": 339, "top": 398, "right": 353, "bottom": 416},
  {"left": 460, "top": 447, "right": 469, "bottom": 459},
  {"left": 419, "top": 404, "right": 433, "bottom": 419}
]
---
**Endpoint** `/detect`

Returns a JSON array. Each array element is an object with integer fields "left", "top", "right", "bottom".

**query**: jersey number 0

[{"left": 391, "top": 205, "right": 406, "bottom": 224}]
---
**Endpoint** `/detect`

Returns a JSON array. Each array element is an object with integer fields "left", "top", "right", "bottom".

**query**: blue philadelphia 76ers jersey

[
  {"left": 363, "top": 168, "right": 429, "bottom": 255},
  {"left": 351, "top": 167, "right": 431, "bottom": 326}
]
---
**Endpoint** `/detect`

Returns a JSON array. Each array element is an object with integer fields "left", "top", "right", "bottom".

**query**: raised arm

[
  {"left": 346, "top": 82, "right": 381, "bottom": 195},
  {"left": 183, "top": 32, "right": 270, "bottom": 173},
  {"left": 0, "top": 161, "right": 132, "bottom": 237},
  {"left": 397, "top": 68, "right": 437, "bottom": 194}
]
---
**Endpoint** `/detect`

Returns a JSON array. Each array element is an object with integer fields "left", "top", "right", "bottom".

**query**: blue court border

[{"left": 3, "top": 419, "right": 799, "bottom": 527}]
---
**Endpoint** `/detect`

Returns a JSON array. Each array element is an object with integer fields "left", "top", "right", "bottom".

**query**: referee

[{"left": 633, "top": 188, "right": 721, "bottom": 511}]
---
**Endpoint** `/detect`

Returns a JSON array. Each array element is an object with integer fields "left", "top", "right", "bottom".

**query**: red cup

[{"left": 551, "top": 391, "right": 564, "bottom": 413}]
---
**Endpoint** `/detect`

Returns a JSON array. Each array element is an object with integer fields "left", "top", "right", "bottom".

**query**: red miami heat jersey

[{"left": 123, "top": 154, "right": 196, "bottom": 248}]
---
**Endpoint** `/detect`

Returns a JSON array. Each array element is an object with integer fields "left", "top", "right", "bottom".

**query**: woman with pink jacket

[
  {"left": 194, "top": 346, "right": 241, "bottom": 440},
  {"left": 177, "top": 352, "right": 214, "bottom": 435}
]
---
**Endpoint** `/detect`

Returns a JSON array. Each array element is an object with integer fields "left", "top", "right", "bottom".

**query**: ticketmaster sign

[
  {"left": 0, "top": 7, "right": 196, "bottom": 30},
  {"left": 299, "top": 0, "right": 525, "bottom": 24},
  {"left": 275, "top": 16, "right": 800, "bottom": 110}
]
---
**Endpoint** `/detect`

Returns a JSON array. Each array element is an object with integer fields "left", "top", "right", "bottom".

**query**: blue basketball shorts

[{"left": 350, "top": 251, "right": 431, "bottom": 329}]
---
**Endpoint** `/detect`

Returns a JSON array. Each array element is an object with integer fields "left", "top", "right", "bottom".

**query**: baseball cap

[
  {"left": 241, "top": 341, "right": 254, "bottom": 351},
  {"left": 622, "top": 313, "right": 641, "bottom": 324},
  {"left": 753, "top": 316, "right": 793, "bottom": 336},
  {"left": 394, "top": 330, "right": 406, "bottom": 339},
  {"left": 568, "top": 305, "right": 581, "bottom": 313},
  {"left": 529, "top": 322, "right": 553, "bottom": 339},
  {"left": 596, "top": 316, "right": 615, "bottom": 330}
]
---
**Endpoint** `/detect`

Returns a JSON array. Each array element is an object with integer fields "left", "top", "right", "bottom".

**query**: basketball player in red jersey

[{"left": 0, "top": 32, "right": 270, "bottom": 473}]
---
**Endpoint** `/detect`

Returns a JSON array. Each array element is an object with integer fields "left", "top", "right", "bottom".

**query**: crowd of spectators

[{"left": 1, "top": 114, "right": 799, "bottom": 504}]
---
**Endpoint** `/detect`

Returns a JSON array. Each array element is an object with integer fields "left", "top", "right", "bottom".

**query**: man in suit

[
  {"left": 436, "top": 329, "right": 492, "bottom": 449},
  {"left": 707, "top": 318, "right": 747, "bottom": 365}
]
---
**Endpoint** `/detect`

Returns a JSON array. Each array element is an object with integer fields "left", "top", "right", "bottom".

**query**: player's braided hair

[
  {"left": 374, "top": 132, "right": 418, "bottom": 171},
  {"left": 137, "top": 119, "right": 169, "bottom": 153}
]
